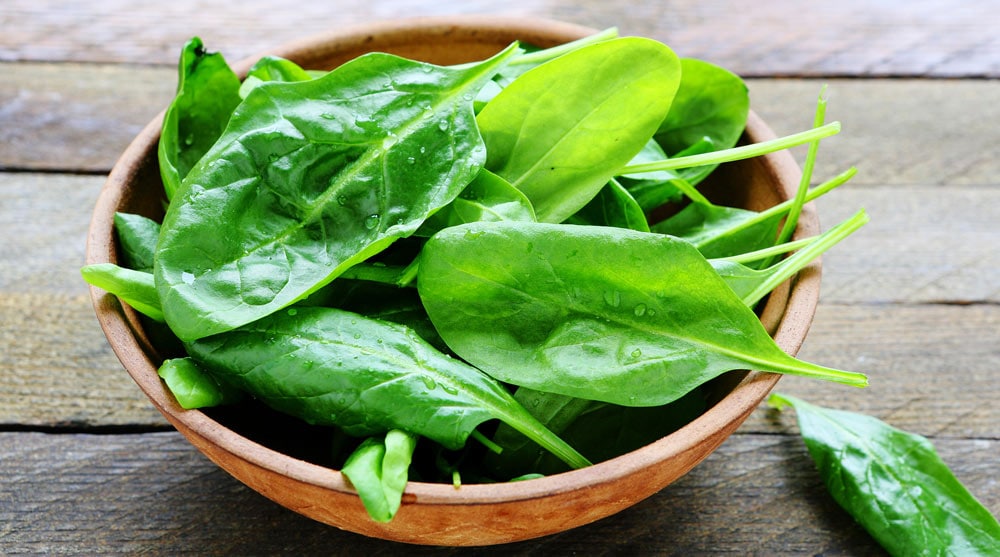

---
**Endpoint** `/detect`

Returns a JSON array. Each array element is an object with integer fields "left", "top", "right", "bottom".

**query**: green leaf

[
  {"left": 477, "top": 37, "right": 681, "bottom": 223},
  {"left": 239, "top": 55, "right": 316, "bottom": 98},
  {"left": 80, "top": 264, "right": 164, "bottom": 322},
  {"left": 653, "top": 57, "right": 749, "bottom": 184},
  {"left": 155, "top": 44, "right": 520, "bottom": 341},
  {"left": 651, "top": 166, "right": 858, "bottom": 261},
  {"left": 113, "top": 212, "right": 161, "bottom": 273},
  {"left": 770, "top": 393, "right": 1000, "bottom": 556},
  {"left": 185, "top": 306, "right": 589, "bottom": 468},
  {"left": 416, "top": 168, "right": 536, "bottom": 237},
  {"left": 418, "top": 222, "right": 866, "bottom": 406},
  {"left": 158, "top": 37, "right": 242, "bottom": 201},
  {"left": 565, "top": 178, "right": 650, "bottom": 232},
  {"left": 653, "top": 200, "right": 781, "bottom": 259},
  {"left": 157, "top": 357, "right": 243, "bottom": 409},
  {"left": 342, "top": 429, "right": 418, "bottom": 522}
]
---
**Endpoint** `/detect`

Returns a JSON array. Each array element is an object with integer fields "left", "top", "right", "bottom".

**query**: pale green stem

[{"left": 619, "top": 122, "right": 841, "bottom": 174}]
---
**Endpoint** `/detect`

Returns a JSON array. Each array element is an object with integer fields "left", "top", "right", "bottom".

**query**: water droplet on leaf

[{"left": 364, "top": 214, "right": 380, "bottom": 230}]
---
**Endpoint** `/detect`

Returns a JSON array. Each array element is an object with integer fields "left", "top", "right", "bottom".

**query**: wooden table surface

[{"left": 2, "top": 1, "right": 998, "bottom": 554}]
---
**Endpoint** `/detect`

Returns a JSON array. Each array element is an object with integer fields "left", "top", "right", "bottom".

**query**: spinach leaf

[
  {"left": 113, "top": 212, "right": 161, "bottom": 273},
  {"left": 81, "top": 264, "right": 163, "bottom": 322},
  {"left": 185, "top": 306, "right": 589, "bottom": 469},
  {"left": 157, "top": 357, "right": 243, "bottom": 409},
  {"left": 653, "top": 199, "right": 780, "bottom": 259},
  {"left": 473, "top": 27, "right": 620, "bottom": 110},
  {"left": 565, "top": 178, "right": 650, "bottom": 232},
  {"left": 418, "top": 222, "right": 866, "bottom": 407},
  {"left": 239, "top": 55, "right": 315, "bottom": 98},
  {"left": 155, "top": 44, "right": 520, "bottom": 342},
  {"left": 342, "top": 429, "right": 418, "bottom": 523},
  {"left": 653, "top": 57, "right": 749, "bottom": 185},
  {"left": 476, "top": 37, "right": 680, "bottom": 223},
  {"left": 416, "top": 168, "right": 535, "bottom": 237},
  {"left": 770, "top": 393, "right": 1000, "bottom": 556},
  {"left": 158, "top": 37, "right": 242, "bottom": 201}
]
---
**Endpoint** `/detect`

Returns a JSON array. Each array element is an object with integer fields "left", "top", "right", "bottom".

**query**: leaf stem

[
  {"left": 741, "top": 208, "right": 869, "bottom": 307},
  {"left": 772, "top": 87, "right": 828, "bottom": 251},
  {"left": 619, "top": 122, "right": 841, "bottom": 174},
  {"left": 495, "top": 405, "right": 592, "bottom": 469}
]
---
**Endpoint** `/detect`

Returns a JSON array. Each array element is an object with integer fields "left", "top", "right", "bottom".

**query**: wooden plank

[
  {"left": 4, "top": 63, "right": 998, "bottom": 182},
  {"left": 747, "top": 79, "right": 1000, "bottom": 187},
  {"left": 812, "top": 185, "right": 1000, "bottom": 305},
  {"left": 3, "top": 294, "right": 997, "bottom": 437},
  {"left": 0, "top": 173, "right": 107, "bottom": 293},
  {"left": 1, "top": 170, "right": 998, "bottom": 431},
  {"left": 0, "top": 63, "right": 174, "bottom": 172},
  {"left": 742, "top": 303, "right": 1000, "bottom": 439},
  {"left": 1, "top": 0, "right": 996, "bottom": 77},
  {"left": 1, "top": 431, "right": 994, "bottom": 554},
  {"left": 0, "top": 292, "right": 166, "bottom": 427},
  {"left": 3, "top": 171, "right": 996, "bottom": 304}
]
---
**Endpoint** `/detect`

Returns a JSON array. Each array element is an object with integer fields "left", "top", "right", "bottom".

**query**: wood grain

[
  {"left": 0, "top": 430, "right": 994, "bottom": 554},
  {"left": 4, "top": 63, "right": 998, "bottom": 182},
  {"left": 2, "top": 178, "right": 998, "bottom": 429},
  {"left": 2, "top": 2, "right": 997, "bottom": 552},
  {"left": 4, "top": 172, "right": 997, "bottom": 303},
  {"left": 2, "top": 0, "right": 996, "bottom": 77}
]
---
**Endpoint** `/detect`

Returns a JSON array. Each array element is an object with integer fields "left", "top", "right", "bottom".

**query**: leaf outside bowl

[{"left": 84, "top": 16, "right": 820, "bottom": 546}]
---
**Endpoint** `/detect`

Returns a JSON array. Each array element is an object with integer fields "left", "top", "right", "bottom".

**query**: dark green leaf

[
  {"left": 652, "top": 200, "right": 781, "bottom": 260},
  {"left": 158, "top": 37, "right": 242, "bottom": 201},
  {"left": 186, "top": 306, "right": 588, "bottom": 468},
  {"left": 654, "top": 57, "right": 749, "bottom": 184},
  {"left": 416, "top": 168, "right": 535, "bottom": 237},
  {"left": 477, "top": 37, "right": 681, "bottom": 223},
  {"left": 113, "top": 212, "right": 160, "bottom": 273},
  {"left": 155, "top": 44, "right": 519, "bottom": 341},
  {"left": 770, "top": 393, "right": 1000, "bottom": 557},
  {"left": 418, "top": 222, "right": 866, "bottom": 406},
  {"left": 565, "top": 178, "right": 650, "bottom": 232},
  {"left": 488, "top": 387, "right": 705, "bottom": 477}
]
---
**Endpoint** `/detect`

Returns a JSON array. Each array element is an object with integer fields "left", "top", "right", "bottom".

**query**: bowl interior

[{"left": 85, "top": 16, "right": 818, "bottom": 546}]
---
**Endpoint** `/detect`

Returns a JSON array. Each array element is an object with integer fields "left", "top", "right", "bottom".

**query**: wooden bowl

[{"left": 85, "top": 16, "right": 819, "bottom": 546}]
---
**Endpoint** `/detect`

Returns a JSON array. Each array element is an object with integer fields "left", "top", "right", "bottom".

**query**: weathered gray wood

[
  {"left": 0, "top": 63, "right": 174, "bottom": 172},
  {"left": 1, "top": 430, "right": 994, "bottom": 554},
  {"left": 4, "top": 171, "right": 996, "bottom": 303},
  {"left": 812, "top": 185, "right": 1000, "bottom": 305},
  {"left": 4, "top": 289, "right": 998, "bottom": 436},
  {"left": 742, "top": 303, "right": 1000, "bottom": 439},
  {"left": 748, "top": 79, "right": 1000, "bottom": 187},
  {"left": 2, "top": 0, "right": 996, "bottom": 77},
  {"left": 2, "top": 169, "right": 998, "bottom": 430},
  {"left": 4, "top": 63, "right": 999, "bottom": 184}
]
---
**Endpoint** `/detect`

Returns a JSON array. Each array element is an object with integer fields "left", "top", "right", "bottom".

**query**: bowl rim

[{"left": 85, "top": 15, "right": 819, "bottom": 508}]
